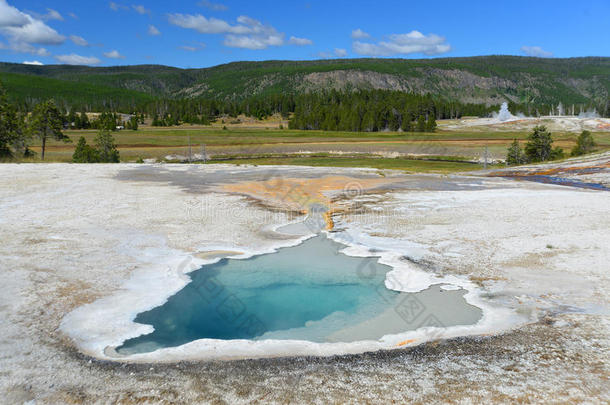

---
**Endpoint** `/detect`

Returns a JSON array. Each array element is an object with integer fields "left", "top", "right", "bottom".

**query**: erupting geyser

[{"left": 496, "top": 102, "right": 515, "bottom": 122}]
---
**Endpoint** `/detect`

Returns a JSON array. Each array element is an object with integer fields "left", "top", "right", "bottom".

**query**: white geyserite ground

[{"left": 0, "top": 162, "right": 608, "bottom": 402}]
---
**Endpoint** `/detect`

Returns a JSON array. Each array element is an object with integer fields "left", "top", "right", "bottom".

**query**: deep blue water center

[{"left": 117, "top": 235, "right": 481, "bottom": 355}]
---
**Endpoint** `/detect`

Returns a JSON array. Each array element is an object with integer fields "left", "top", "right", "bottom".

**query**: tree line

[
  {"left": 0, "top": 82, "right": 120, "bottom": 162},
  {"left": 506, "top": 126, "right": 596, "bottom": 165}
]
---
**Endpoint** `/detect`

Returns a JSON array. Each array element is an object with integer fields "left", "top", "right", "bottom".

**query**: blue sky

[{"left": 1, "top": 0, "right": 609, "bottom": 67}]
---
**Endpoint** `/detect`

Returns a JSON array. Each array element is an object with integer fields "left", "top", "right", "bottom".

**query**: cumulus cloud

[
  {"left": 0, "top": 1, "right": 65, "bottom": 56},
  {"left": 148, "top": 25, "right": 161, "bottom": 36},
  {"left": 353, "top": 30, "right": 450, "bottom": 56},
  {"left": 23, "top": 60, "right": 43, "bottom": 65},
  {"left": 334, "top": 48, "right": 347, "bottom": 57},
  {"left": 54, "top": 53, "right": 101, "bottom": 65},
  {"left": 224, "top": 16, "right": 284, "bottom": 49},
  {"left": 168, "top": 13, "right": 285, "bottom": 50},
  {"left": 0, "top": 0, "right": 29, "bottom": 27},
  {"left": 2, "top": 16, "right": 65, "bottom": 44},
  {"left": 103, "top": 49, "right": 124, "bottom": 59},
  {"left": 351, "top": 28, "right": 369, "bottom": 39},
  {"left": 198, "top": 0, "right": 228, "bottom": 11},
  {"left": 168, "top": 13, "right": 248, "bottom": 34},
  {"left": 521, "top": 45, "right": 553, "bottom": 58},
  {"left": 223, "top": 33, "right": 282, "bottom": 49},
  {"left": 289, "top": 36, "right": 312, "bottom": 46},
  {"left": 69, "top": 35, "right": 88, "bottom": 46},
  {"left": 132, "top": 5, "right": 150, "bottom": 15},
  {"left": 0, "top": 41, "right": 49, "bottom": 56}
]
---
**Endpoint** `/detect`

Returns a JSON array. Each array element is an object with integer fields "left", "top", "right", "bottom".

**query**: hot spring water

[{"left": 118, "top": 235, "right": 482, "bottom": 355}]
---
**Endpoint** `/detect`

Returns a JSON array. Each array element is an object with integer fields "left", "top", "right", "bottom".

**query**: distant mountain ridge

[{"left": 0, "top": 56, "right": 608, "bottom": 108}]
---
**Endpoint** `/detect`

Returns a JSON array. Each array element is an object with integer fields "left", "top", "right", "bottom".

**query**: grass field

[
  {"left": 208, "top": 156, "right": 483, "bottom": 173},
  {"left": 18, "top": 125, "right": 610, "bottom": 173}
]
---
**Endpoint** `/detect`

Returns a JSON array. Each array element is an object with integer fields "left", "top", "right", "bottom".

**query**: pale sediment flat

[{"left": 0, "top": 161, "right": 608, "bottom": 403}]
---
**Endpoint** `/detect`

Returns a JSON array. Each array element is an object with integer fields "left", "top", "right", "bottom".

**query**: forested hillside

[{"left": 0, "top": 56, "right": 608, "bottom": 114}]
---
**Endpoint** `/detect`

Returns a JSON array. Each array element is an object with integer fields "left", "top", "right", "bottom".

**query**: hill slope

[{"left": 0, "top": 56, "right": 608, "bottom": 107}]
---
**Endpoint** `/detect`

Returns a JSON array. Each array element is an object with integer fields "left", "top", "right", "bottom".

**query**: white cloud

[
  {"left": 316, "top": 48, "right": 348, "bottom": 58},
  {"left": 351, "top": 28, "right": 369, "bottom": 39},
  {"left": 0, "top": 1, "right": 65, "bottom": 50},
  {"left": 103, "top": 49, "right": 124, "bottom": 59},
  {"left": 54, "top": 53, "right": 101, "bottom": 65},
  {"left": 0, "top": 40, "right": 49, "bottom": 56},
  {"left": 353, "top": 30, "right": 450, "bottom": 56},
  {"left": 223, "top": 33, "right": 282, "bottom": 49},
  {"left": 0, "top": 0, "right": 29, "bottom": 27},
  {"left": 109, "top": 2, "right": 128, "bottom": 11},
  {"left": 147, "top": 25, "right": 161, "bottom": 36},
  {"left": 43, "top": 8, "right": 63, "bottom": 21},
  {"left": 2, "top": 16, "right": 65, "bottom": 45},
  {"left": 168, "top": 13, "right": 285, "bottom": 50},
  {"left": 23, "top": 60, "right": 43, "bottom": 65},
  {"left": 69, "top": 35, "right": 88, "bottom": 46},
  {"left": 179, "top": 43, "right": 205, "bottom": 52},
  {"left": 168, "top": 13, "right": 248, "bottom": 34},
  {"left": 132, "top": 5, "right": 150, "bottom": 15},
  {"left": 521, "top": 45, "right": 553, "bottom": 58},
  {"left": 224, "top": 16, "right": 284, "bottom": 49},
  {"left": 198, "top": 0, "right": 228, "bottom": 11},
  {"left": 289, "top": 36, "right": 312, "bottom": 46}
]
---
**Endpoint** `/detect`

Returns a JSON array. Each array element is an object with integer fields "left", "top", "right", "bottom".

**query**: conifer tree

[
  {"left": 426, "top": 114, "right": 437, "bottom": 132},
  {"left": 94, "top": 130, "right": 120, "bottom": 163},
  {"left": 416, "top": 115, "right": 426, "bottom": 132},
  {"left": 29, "top": 99, "right": 69, "bottom": 160},
  {"left": 571, "top": 130, "right": 595, "bottom": 156},
  {"left": 524, "top": 125, "right": 554, "bottom": 162},
  {"left": 506, "top": 139, "right": 525, "bottom": 165},
  {"left": 72, "top": 136, "right": 99, "bottom": 163}
]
